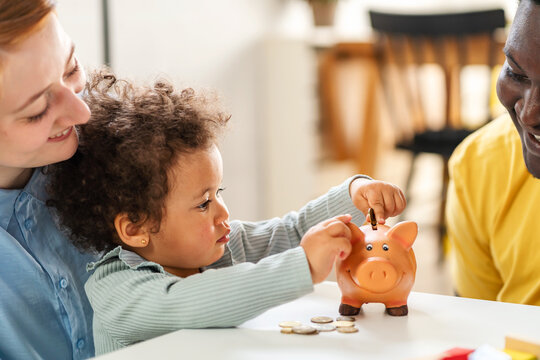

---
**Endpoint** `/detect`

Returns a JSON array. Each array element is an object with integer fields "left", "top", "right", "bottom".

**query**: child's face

[{"left": 145, "top": 144, "right": 230, "bottom": 277}]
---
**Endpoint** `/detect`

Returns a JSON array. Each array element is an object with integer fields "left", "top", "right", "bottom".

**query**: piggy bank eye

[
  {"left": 382, "top": 244, "right": 389, "bottom": 251},
  {"left": 366, "top": 244, "right": 373, "bottom": 251}
]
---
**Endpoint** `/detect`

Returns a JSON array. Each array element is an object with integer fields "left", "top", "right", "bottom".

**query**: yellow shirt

[{"left": 446, "top": 114, "right": 540, "bottom": 305}]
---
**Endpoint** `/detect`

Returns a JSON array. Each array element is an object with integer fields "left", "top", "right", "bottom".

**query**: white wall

[
  {"left": 56, "top": 0, "right": 321, "bottom": 221},
  {"left": 55, "top": 0, "right": 515, "bottom": 222}
]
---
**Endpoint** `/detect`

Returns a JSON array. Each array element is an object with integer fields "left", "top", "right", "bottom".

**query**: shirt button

[
  {"left": 76, "top": 338, "right": 85, "bottom": 349},
  {"left": 24, "top": 218, "right": 33, "bottom": 230},
  {"left": 59, "top": 278, "right": 69, "bottom": 289}
]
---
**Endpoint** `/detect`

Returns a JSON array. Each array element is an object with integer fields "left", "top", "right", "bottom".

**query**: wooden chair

[{"left": 368, "top": 9, "right": 506, "bottom": 255}]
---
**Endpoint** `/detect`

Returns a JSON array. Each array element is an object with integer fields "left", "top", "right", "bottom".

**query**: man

[{"left": 446, "top": 0, "right": 540, "bottom": 305}]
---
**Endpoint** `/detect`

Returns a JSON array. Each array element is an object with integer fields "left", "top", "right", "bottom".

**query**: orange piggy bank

[{"left": 335, "top": 221, "right": 418, "bottom": 316}]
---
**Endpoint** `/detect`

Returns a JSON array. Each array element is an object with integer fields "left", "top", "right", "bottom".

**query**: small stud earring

[{"left": 141, "top": 239, "right": 147, "bottom": 245}]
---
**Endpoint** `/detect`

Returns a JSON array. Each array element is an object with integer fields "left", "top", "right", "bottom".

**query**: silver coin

[
  {"left": 292, "top": 325, "right": 318, "bottom": 335},
  {"left": 337, "top": 326, "right": 358, "bottom": 333},
  {"left": 278, "top": 320, "right": 302, "bottom": 328},
  {"left": 313, "top": 323, "right": 336, "bottom": 332},
  {"left": 310, "top": 316, "right": 334, "bottom": 324},
  {"left": 336, "top": 316, "right": 356, "bottom": 322},
  {"left": 333, "top": 320, "right": 355, "bottom": 328}
]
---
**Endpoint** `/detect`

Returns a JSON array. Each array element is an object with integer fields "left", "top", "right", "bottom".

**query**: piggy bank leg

[
  {"left": 339, "top": 303, "right": 361, "bottom": 316},
  {"left": 386, "top": 305, "right": 408, "bottom": 316}
]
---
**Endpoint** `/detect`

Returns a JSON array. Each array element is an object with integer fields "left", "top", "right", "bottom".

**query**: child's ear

[{"left": 114, "top": 213, "right": 150, "bottom": 248}]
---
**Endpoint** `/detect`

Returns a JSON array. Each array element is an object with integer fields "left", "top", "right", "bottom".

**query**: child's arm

[
  {"left": 209, "top": 176, "right": 368, "bottom": 269},
  {"left": 86, "top": 245, "right": 313, "bottom": 350}
]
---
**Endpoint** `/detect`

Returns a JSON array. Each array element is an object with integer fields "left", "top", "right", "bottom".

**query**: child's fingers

[
  {"left": 332, "top": 236, "right": 352, "bottom": 259},
  {"left": 369, "top": 202, "right": 385, "bottom": 225},
  {"left": 393, "top": 190, "right": 407, "bottom": 215},
  {"left": 320, "top": 214, "right": 352, "bottom": 227},
  {"left": 326, "top": 219, "right": 352, "bottom": 238}
]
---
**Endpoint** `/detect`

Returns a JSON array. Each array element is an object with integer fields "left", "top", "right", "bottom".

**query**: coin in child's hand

[
  {"left": 336, "top": 316, "right": 355, "bottom": 322},
  {"left": 279, "top": 321, "right": 302, "bottom": 328},
  {"left": 337, "top": 326, "right": 358, "bottom": 333},
  {"left": 280, "top": 327, "right": 293, "bottom": 334},
  {"left": 310, "top": 316, "right": 333, "bottom": 324},
  {"left": 333, "top": 320, "right": 355, "bottom": 327},
  {"left": 292, "top": 325, "right": 318, "bottom": 335},
  {"left": 312, "top": 323, "right": 336, "bottom": 332}
]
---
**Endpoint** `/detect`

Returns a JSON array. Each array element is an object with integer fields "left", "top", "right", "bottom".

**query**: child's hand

[
  {"left": 349, "top": 178, "right": 406, "bottom": 225},
  {"left": 300, "top": 214, "right": 353, "bottom": 284}
]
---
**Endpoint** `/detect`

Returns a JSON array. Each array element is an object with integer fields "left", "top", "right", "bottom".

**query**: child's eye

[
  {"left": 27, "top": 103, "right": 50, "bottom": 123},
  {"left": 216, "top": 187, "right": 225, "bottom": 197},
  {"left": 197, "top": 199, "right": 211, "bottom": 210}
]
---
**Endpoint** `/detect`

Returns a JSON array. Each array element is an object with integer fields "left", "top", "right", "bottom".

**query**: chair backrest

[{"left": 368, "top": 9, "right": 506, "bottom": 143}]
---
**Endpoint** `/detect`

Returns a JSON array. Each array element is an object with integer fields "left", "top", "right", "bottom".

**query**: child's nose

[{"left": 215, "top": 198, "right": 230, "bottom": 225}]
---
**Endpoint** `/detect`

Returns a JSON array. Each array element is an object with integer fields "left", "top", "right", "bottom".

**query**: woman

[{"left": 0, "top": 1, "right": 99, "bottom": 358}]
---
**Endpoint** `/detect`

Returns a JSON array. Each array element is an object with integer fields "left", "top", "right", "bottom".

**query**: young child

[{"left": 47, "top": 70, "right": 407, "bottom": 355}]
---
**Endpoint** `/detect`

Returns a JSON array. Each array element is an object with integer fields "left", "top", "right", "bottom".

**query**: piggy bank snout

[{"left": 353, "top": 258, "right": 398, "bottom": 293}]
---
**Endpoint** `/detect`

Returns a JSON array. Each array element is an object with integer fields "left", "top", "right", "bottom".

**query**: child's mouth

[{"left": 217, "top": 229, "right": 231, "bottom": 243}]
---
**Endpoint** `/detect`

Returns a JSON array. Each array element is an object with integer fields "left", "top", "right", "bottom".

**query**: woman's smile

[{"left": 48, "top": 126, "right": 73, "bottom": 141}]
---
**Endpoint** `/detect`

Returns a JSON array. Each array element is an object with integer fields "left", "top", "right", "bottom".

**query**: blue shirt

[{"left": 0, "top": 168, "right": 99, "bottom": 360}]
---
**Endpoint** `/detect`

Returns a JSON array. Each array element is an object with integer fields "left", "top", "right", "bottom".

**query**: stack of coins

[{"left": 278, "top": 315, "right": 358, "bottom": 335}]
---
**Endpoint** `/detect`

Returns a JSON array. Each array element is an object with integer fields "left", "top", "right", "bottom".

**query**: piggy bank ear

[
  {"left": 345, "top": 222, "right": 365, "bottom": 245},
  {"left": 385, "top": 221, "right": 418, "bottom": 250}
]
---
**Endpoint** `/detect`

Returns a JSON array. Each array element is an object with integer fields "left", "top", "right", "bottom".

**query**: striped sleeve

[
  {"left": 87, "top": 247, "right": 312, "bottom": 352},
  {"left": 210, "top": 175, "right": 368, "bottom": 267}
]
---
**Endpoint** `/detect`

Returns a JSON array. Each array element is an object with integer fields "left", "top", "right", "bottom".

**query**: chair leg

[{"left": 438, "top": 158, "right": 450, "bottom": 264}]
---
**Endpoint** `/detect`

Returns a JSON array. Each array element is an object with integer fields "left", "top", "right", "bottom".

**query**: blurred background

[{"left": 56, "top": 0, "right": 516, "bottom": 295}]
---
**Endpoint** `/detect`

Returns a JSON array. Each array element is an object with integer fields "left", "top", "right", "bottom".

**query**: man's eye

[{"left": 505, "top": 67, "right": 528, "bottom": 82}]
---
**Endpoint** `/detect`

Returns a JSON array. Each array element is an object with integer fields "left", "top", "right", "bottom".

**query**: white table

[{"left": 96, "top": 281, "right": 540, "bottom": 360}]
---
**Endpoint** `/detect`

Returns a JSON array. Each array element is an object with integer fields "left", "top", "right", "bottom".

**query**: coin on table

[
  {"left": 280, "top": 327, "right": 293, "bottom": 334},
  {"left": 333, "top": 320, "right": 355, "bottom": 328},
  {"left": 337, "top": 326, "right": 359, "bottom": 334},
  {"left": 312, "top": 323, "right": 336, "bottom": 332},
  {"left": 311, "top": 316, "right": 334, "bottom": 324},
  {"left": 292, "top": 325, "right": 318, "bottom": 335},
  {"left": 279, "top": 320, "right": 302, "bottom": 328},
  {"left": 336, "top": 316, "right": 356, "bottom": 322}
]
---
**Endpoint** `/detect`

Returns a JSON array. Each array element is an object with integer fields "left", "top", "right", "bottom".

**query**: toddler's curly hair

[{"left": 47, "top": 70, "right": 230, "bottom": 253}]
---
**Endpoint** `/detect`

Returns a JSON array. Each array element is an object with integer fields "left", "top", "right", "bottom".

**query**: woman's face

[
  {"left": 497, "top": 0, "right": 540, "bottom": 177},
  {"left": 0, "top": 14, "right": 90, "bottom": 187}
]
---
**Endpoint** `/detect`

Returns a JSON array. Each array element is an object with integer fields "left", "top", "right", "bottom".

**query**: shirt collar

[
  {"left": 87, "top": 246, "right": 165, "bottom": 273},
  {"left": 24, "top": 167, "right": 49, "bottom": 202},
  {"left": 0, "top": 189, "right": 19, "bottom": 229},
  {"left": 0, "top": 167, "right": 47, "bottom": 229}
]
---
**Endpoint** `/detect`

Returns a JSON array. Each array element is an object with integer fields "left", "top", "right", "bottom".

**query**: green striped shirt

[{"left": 85, "top": 176, "right": 367, "bottom": 355}]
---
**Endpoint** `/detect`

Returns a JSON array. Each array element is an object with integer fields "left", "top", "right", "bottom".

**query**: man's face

[{"left": 497, "top": 0, "right": 540, "bottom": 177}]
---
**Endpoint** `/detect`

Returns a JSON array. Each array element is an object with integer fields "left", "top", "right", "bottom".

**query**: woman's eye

[
  {"left": 65, "top": 58, "right": 80, "bottom": 79},
  {"left": 366, "top": 244, "right": 373, "bottom": 251},
  {"left": 27, "top": 103, "right": 50, "bottom": 122},
  {"left": 382, "top": 244, "right": 389, "bottom": 251}
]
